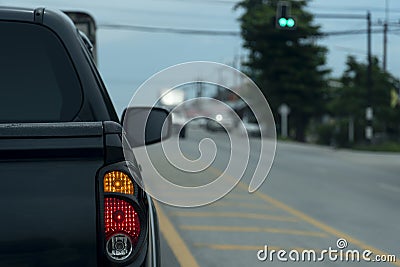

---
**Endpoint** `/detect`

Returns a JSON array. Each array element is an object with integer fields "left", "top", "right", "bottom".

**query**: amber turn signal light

[{"left": 104, "top": 171, "right": 134, "bottom": 195}]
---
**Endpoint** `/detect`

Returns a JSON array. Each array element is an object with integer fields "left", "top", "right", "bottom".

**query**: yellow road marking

[
  {"left": 225, "top": 193, "right": 253, "bottom": 199},
  {"left": 180, "top": 225, "right": 327, "bottom": 237},
  {"left": 194, "top": 243, "right": 276, "bottom": 251},
  {"left": 194, "top": 243, "right": 324, "bottom": 253},
  {"left": 208, "top": 166, "right": 400, "bottom": 267},
  {"left": 154, "top": 201, "right": 200, "bottom": 267},
  {"left": 247, "top": 187, "right": 400, "bottom": 266},
  {"left": 210, "top": 201, "right": 274, "bottom": 210},
  {"left": 170, "top": 211, "right": 298, "bottom": 222}
]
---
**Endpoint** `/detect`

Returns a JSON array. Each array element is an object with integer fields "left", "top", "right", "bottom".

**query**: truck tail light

[
  {"left": 104, "top": 171, "right": 134, "bottom": 195},
  {"left": 104, "top": 197, "right": 141, "bottom": 261}
]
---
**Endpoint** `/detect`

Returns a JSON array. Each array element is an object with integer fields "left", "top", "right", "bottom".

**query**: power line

[
  {"left": 99, "top": 24, "right": 239, "bottom": 36},
  {"left": 154, "top": 0, "right": 400, "bottom": 11},
  {"left": 99, "top": 23, "right": 400, "bottom": 37},
  {"left": 152, "top": 0, "right": 238, "bottom": 5},
  {"left": 389, "top": 31, "right": 400, "bottom": 37},
  {"left": 324, "top": 28, "right": 400, "bottom": 36},
  {"left": 309, "top": 5, "right": 400, "bottom": 13},
  {"left": 315, "top": 13, "right": 367, "bottom": 19}
]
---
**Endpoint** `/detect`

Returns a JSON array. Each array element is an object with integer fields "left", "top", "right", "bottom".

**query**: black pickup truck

[{"left": 0, "top": 6, "right": 169, "bottom": 267}]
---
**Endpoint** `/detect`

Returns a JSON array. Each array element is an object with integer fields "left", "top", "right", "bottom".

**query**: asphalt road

[{"left": 137, "top": 127, "right": 400, "bottom": 267}]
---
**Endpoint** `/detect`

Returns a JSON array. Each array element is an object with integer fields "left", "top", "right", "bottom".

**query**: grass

[
  {"left": 277, "top": 136, "right": 294, "bottom": 142},
  {"left": 352, "top": 141, "right": 400, "bottom": 153},
  {"left": 277, "top": 134, "right": 400, "bottom": 153}
]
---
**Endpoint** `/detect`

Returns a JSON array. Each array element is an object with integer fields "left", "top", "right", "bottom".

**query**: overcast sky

[{"left": 3, "top": 0, "right": 400, "bottom": 113}]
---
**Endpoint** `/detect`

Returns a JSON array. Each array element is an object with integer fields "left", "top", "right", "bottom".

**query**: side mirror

[{"left": 122, "top": 107, "right": 171, "bottom": 148}]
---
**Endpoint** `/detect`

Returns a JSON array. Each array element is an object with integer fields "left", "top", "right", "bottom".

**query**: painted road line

[
  {"left": 194, "top": 243, "right": 278, "bottom": 251},
  {"left": 245, "top": 186, "right": 400, "bottom": 267},
  {"left": 170, "top": 211, "right": 299, "bottom": 222},
  {"left": 194, "top": 243, "right": 324, "bottom": 253},
  {"left": 226, "top": 193, "right": 255, "bottom": 199},
  {"left": 154, "top": 201, "right": 200, "bottom": 267},
  {"left": 180, "top": 225, "right": 328, "bottom": 238},
  {"left": 210, "top": 201, "right": 275, "bottom": 210},
  {"left": 208, "top": 166, "right": 400, "bottom": 266}
]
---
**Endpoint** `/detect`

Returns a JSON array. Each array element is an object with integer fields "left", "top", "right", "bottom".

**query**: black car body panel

[
  {"left": 0, "top": 122, "right": 104, "bottom": 266},
  {"left": 0, "top": 7, "right": 160, "bottom": 267}
]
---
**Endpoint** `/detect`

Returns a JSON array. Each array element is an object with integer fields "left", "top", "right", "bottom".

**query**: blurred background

[
  {"left": 3, "top": 0, "right": 400, "bottom": 148},
  {"left": 3, "top": 0, "right": 400, "bottom": 266}
]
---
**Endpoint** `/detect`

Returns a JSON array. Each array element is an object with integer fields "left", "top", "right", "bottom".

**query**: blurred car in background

[
  {"left": 242, "top": 109, "right": 261, "bottom": 137},
  {"left": 171, "top": 109, "right": 187, "bottom": 138},
  {"left": 206, "top": 111, "right": 237, "bottom": 132}
]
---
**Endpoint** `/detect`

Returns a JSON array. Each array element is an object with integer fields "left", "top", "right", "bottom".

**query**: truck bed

[{"left": 0, "top": 122, "right": 105, "bottom": 266}]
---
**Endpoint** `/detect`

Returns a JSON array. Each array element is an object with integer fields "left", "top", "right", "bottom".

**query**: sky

[{"left": 2, "top": 0, "right": 400, "bottom": 114}]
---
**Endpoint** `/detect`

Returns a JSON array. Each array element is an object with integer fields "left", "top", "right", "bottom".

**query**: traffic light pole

[
  {"left": 276, "top": 1, "right": 296, "bottom": 29},
  {"left": 315, "top": 12, "right": 373, "bottom": 143}
]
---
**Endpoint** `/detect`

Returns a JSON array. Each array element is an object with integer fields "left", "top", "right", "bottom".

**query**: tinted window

[{"left": 0, "top": 22, "right": 82, "bottom": 122}]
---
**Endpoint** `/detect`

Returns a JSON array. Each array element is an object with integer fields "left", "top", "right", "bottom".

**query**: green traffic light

[
  {"left": 287, "top": 18, "right": 295, "bottom": 28},
  {"left": 278, "top": 17, "right": 287, "bottom": 27}
]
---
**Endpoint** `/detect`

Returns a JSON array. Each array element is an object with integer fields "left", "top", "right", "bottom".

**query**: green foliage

[
  {"left": 236, "top": 0, "right": 330, "bottom": 141},
  {"left": 315, "top": 123, "right": 335, "bottom": 145},
  {"left": 328, "top": 55, "right": 400, "bottom": 144}
]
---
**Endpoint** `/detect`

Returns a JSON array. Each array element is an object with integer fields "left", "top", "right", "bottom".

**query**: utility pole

[
  {"left": 196, "top": 81, "right": 203, "bottom": 98},
  {"left": 314, "top": 12, "right": 374, "bottom": 142},
  {"left": 366, "top": 11, "right": 373, "bottom": 143},
  {"left": 383, "top": 0, "right": 389, "bottom": 72},
  {"left": 383, "top": 22, "right": 388, "bottom": 72}
]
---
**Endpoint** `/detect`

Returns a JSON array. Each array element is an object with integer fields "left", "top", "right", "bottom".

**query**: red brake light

[
  {"left": 104, "top": 197, "right": 140, "bottom": 245},
  {"left": 104, "top": 197, "right": 141, "bottom": 261}
]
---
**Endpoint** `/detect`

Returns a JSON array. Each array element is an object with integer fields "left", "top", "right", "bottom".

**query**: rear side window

[{"left": 0, "top": 22, "right": 82, "bottom": 122}]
